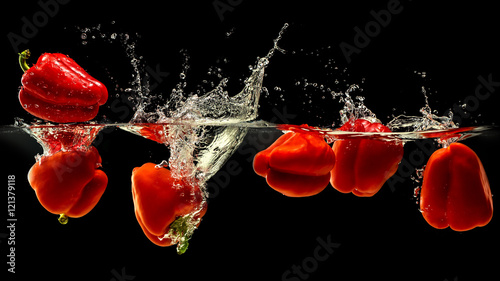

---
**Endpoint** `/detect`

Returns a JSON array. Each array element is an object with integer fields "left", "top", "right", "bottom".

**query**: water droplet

[
  {"left": 413, "top": 187, "right": 421, "bottom": 198},
  {"left": 155, "top": 160, "right": 169, "bottom": 169}
]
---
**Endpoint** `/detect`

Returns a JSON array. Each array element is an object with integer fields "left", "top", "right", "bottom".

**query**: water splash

[
  {"left": 337, "top": 84, "right": 378, "bottom": 125},
  {"left": 15, "top": 118, "right": 104, "bottom": 157},
  {"left": 121, "top": 24, "right": 289, "bottom": 182},
  {"left": 130, "top": 24, "right": 289, "bottom": 124},
  {"left": 388, "top": 87, "right": 454, "bottom": 129}
]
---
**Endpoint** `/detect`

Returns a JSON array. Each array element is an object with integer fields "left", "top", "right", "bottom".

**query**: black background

[{"left": 2, "top": 0, "right": 500, "bottom": 280}]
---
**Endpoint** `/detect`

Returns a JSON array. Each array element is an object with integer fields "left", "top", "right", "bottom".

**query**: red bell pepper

[
  {"left": 253, "top": 130, "right": 335, "bottom": 197},
  {"left": 28, "top": 146, "right": 108, "bottom": 224},
  {"left": 420, "top": 142, "right": 493, "bottom": 231},
  {"left": 131, "top": 163, "right": 207, "bottom": 253},
  {"left": 330, "top": 118, "right": 404, "bottom": 197},
  {"left": 18, "top": 50, "right": 108, "bottom": 123}
]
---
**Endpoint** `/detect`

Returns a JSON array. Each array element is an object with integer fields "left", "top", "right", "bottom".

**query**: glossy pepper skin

[
  {"left": 131, "top": 163, "right": 207, "bottom": 252},
  {"left": 18, "top": 50, "right": 108, "bottom": 123},
  {"left": 420, "top": 143, "right": 493, "bottom": 231},
  {"left": 330, "top": 118, "right": 403, "bottom": 197},
  {"left": 27, "top": 146, "right": 108, "bottom": 224},
  {"left": 253, "top": 131, "right": 335, "bottom": 197}
]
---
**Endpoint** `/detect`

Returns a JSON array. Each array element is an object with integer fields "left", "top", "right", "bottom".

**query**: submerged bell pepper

[
  {"left": 253, "top": 131, "right": 335, "bottom": 197},
  {"left": 330, "top": 118, "right": 403, "bottom": 197},
  {"left": 420, "top": 142, "right": 493, "bottom": 231},
  {"left": 28, "top": 146, "right": 108, "bottom": 224},
  {"left": 18, "top": 50, "right": 108, "bottom": 123},
  {"left": 131, "top": 163, "right": 207, "bottom": 254}
]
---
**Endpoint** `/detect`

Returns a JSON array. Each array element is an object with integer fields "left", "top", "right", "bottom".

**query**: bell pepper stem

[
  {"left": 167, "top": 214, "right": 200, "bottom": 255},
  {"left": 19, "top": 49, "right": 31, "bottom": 72},
  {"left": 58, "top": 214, "right": 69, "bottom": 225}
]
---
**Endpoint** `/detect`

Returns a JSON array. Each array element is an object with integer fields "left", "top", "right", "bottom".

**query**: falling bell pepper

[
  {"left": 131, "top": 163, "right": 207, "bottom": 254},
  {"left": 330, "top": 118, "right": 403, "bottom": 197},
  {"left": 420, "top": 142, "right": 493, "bottom": 231},
  {"left": 28, "top": 146, "right": 108, "bottom": 224},
  {"left": 18, "top": 50, "right": 108, "bottom": 123},
  {"left": 253, "top": 130, "right": 336, "bottom": 197}
]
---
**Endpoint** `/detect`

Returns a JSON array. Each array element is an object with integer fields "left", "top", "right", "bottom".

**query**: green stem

[
  {"left": 19, "top": 49, "right": 31, "bottom": 72},
  {"left": 167, "top": 214, "right": 199, "bottom": 255},
  {"left": 58, "top": 214, "right": 69, "bottom": 225}
]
